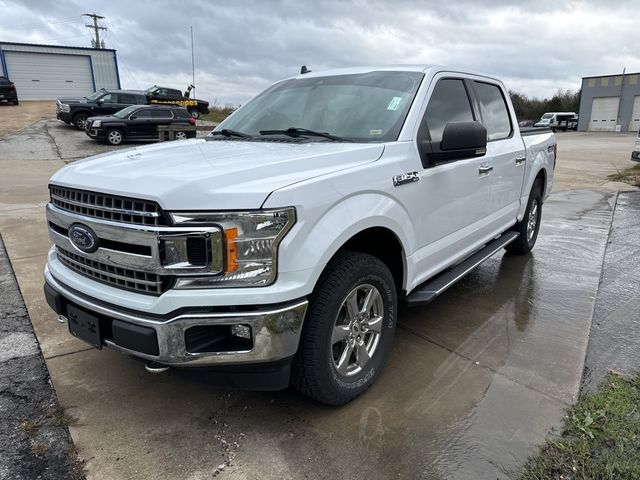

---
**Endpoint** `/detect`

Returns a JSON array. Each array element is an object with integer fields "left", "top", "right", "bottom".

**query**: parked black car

[
  {"left": 0, "top": 76, "right": 19, "bottom": 105},
  {"left": 84, "top": 104, "right": 196, "bottom": 145},
  {"left": 146, "top": 85, "right": 209, "bottom": 119},
  {"left": 57, "top": 88, "right": 148, "bottom": 130}
]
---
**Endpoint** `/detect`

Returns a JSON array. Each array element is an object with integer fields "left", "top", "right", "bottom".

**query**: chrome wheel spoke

[
  {"left": 364, "top": 315, "right": 384, "bottom": 334},
  {"left": 361, "top": 287, "right": 381, "bottom": 315},
  {"left": 336, "top": 343, "right": 354, "bottom": 375},
  {"left": 345, "top": 290, "right": 360, "bottom": 321},
  {"left": 331, "top": 325, "right": 350, "bottom": 345},
  {"left": 355, "top": 342, "right": 370, "bottom": 367}
]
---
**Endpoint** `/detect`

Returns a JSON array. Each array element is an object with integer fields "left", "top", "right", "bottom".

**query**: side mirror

[
  {"left": 96, "top": 99, "right": 103, "bottom": 105},
  {"left": 420, "top": 121, "right": 487, "bottom": 166},
  {"left": 130, "top": 115, "right": 137, "bottom": 120}
]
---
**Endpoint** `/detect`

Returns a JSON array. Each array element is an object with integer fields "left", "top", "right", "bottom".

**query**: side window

[
  {"left": 151, "top": 109, "right": 173, "bottom": 119},
  {"left": 133, "top": 110, "right": 152, "bottom": 119},
  {"left": 473, "top": 81, "right": 512, "bottom": 140},
  {"left": 424, "top": 79, "right": 475, "bottom": 143},
  {"left": 166, "top": 89, "right": 182, "bottom": 99},
  {"left": 119, "top": 94, "right": 137, "bottom": 104},
  {"left": 100, "top": 93, "right": 116, "bottom": 104}
]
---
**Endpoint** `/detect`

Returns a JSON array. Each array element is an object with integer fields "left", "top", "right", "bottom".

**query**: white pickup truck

[{"left": 44, "top": 65, "right": 556, "bottom": 405}]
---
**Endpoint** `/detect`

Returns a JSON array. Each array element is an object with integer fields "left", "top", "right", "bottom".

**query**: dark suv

[
  {"left": 84, "top": 104, "right": 196, "bottom": 145},
  {"left": 0, "top": 76, "right": 19, "bottom": 105},
  {"left": 56, "top": 88, "right": 148, "bottom": 130}
]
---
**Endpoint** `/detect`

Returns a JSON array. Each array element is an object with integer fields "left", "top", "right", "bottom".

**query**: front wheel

[
  {"left": 505, "top": 181, "right": 543, "bottom": 254},
  {"left": 291, "top": 251, "right": 397, "bottom": 405},
  {"left": 73, "top": 113, "right": 88, "bottom": 130},
  {"left": 105, "top": 128, "right": 124, "bottom": 146}
]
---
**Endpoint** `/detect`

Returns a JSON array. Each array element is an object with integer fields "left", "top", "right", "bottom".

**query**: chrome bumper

[{"left": 45, "top": 267, "right": 308, "bottom": 367}]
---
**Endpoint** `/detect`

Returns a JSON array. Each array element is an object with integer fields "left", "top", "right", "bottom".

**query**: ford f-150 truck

[{"left": 43, "top": 65, "right": 556, "bottom": 405}]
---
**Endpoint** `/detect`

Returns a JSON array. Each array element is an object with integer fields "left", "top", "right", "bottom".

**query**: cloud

[{"left": 1, "top": 0, "right": 639, "bottom": 103}]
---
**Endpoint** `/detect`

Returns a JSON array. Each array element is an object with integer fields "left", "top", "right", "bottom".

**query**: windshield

[
  {"left": 541, "top": 113, "right": 554, "bottom": 119},
  {"left": 114, "top": 106, "right": 139, "bottom": 118},
  {"left": 217, "top": 71, "right": 424, "bottom": 142},
  {"left": 85, "top": 89, "right": 106, "bottom": 101},
  {"left": 145, "top": 86, "right": 159, "bottom": 95}
]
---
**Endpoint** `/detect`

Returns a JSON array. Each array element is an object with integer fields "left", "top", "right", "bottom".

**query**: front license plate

[{"left": 67, "top": 304, "right": 102, "bottom": 349}]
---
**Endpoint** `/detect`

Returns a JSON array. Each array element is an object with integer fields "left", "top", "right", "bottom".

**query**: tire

[
  {"left": 188, "top": 108, "right": 200, "bottom": 119},
  {"left": 13, "top": 100, "right": 19, "bottom": 105},
  {"left": 174, "top": 131, "right": 188, "bottom": 140},
  {"left": 105, "top": 128, "right": 124, "bottom": 146},
  {"left": 291, "top": 251, "right": 397, "bottom": 405},
  {"left": 73, "top": 113, "right": 88, "bottom": 130},
  {"left": 505, "top": 180, "right": 543, "bottom": 255}
]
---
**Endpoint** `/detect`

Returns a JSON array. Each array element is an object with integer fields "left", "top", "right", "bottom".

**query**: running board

[{"left": 404, "top": 231, "right": 519, "bottom": 307}]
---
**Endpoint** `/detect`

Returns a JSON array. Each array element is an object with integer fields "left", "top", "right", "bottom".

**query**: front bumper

[
  {"left": 44, "top": 267, "right": 308, "bottom": 368},
  {"left": 84, "top": 126, "right": 105, "bottom": 140}
]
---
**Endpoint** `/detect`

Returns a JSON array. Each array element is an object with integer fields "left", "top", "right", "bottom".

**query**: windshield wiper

[
  {"left": 208, "top": 129, "right": 253, "bottom": 139},
  {"left": 258, "top": 127, "right": 351, "bottom": 142}
]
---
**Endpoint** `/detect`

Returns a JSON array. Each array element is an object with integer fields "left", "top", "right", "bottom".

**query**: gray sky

[{"left": 1, "top": 0, "right": 638, "bottom": 105}]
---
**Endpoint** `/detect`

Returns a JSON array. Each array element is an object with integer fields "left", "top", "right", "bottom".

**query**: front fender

[{"left": 275, "top": 192, "right": 416, "bottom": 291}]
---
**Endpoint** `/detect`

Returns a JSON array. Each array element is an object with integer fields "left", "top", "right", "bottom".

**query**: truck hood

[
  {"left": 50, "top": 139, "right": 385, "bottom": 210},
  {"left": 57, "top": 96, "right": 90, "bottom": 104}
]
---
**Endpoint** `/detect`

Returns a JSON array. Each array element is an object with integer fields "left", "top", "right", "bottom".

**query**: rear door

[
  {"left": 470, "top": 80, "right": 525, "bottom": 226},
  {"left": 149, "top": 108, "right": 174, "bottom": 138}
]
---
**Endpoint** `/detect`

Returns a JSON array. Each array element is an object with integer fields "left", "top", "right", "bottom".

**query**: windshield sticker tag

[
  {"left": 387, "top": 96, "right": 402, "bottom": 111},
  {"left": 369, "top": 129, "right": 383, "bottom": 136}
]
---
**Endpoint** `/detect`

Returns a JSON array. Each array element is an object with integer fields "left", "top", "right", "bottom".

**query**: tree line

[{"left": 509, "top": 89, "right": 581, "bottom": 123}]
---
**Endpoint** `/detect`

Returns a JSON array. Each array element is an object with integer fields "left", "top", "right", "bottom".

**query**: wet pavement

[
  {"left": 0, "top": 237, "right": 80, "bottom": 480},
  {"left": 582, "top": 191, "right": 640, "bottom": 391},
  {"left": 0, "top": 121, "right": 634, "bottom": 479}
]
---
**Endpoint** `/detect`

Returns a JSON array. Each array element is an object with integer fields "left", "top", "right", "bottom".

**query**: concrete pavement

[{"left": 0, "top": 119, "right": 638, "bottom": 479}]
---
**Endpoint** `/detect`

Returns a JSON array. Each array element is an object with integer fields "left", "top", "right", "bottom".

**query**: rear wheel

[
  {"left": 73, "top": 113, "right": 88, "bottom": 130},
  {"left": 505, "top": 181, "right": 543, "bottom": 254},
  {"left": 105, "top": 129, "right": 124, "bottom": 146},
  {"left": 291, "top": 251, "right": 397, "bottom": 405},
  {"left": 188, "top": 108, "right": 200, "bottom": 119}
]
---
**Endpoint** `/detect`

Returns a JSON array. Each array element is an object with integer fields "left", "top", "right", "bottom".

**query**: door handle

[
  {"left": 515, "top": 155, "right": 526, "bottom": 166},
  {"left": 478, "top": 164, "right": 493, "bottom": 176}
]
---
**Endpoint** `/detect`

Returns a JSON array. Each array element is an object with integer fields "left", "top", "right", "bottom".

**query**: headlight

[
  {"left": 169, "top": 208, "right": 296, "bottom": 288},
  {"left": 59, "top": 103, "right": 70, "bottom": 112},
  {"left": 92, "top": 120, "right": 102, "bottom": 127}
]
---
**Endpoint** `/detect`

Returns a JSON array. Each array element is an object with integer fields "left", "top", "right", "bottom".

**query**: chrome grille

[
  {"left": 49, "top": 185, "right": 167, "bottom": 226},
  {"left": 56, "top": 247, "right": 172, "bottom": 296}
]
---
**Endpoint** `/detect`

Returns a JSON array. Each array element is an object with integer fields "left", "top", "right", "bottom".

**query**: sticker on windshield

[
  {"left": 387, "top": 96, "right": 403, "bottom": 111},
  {"left": 369, "top": 129, "right": 383, "bottom": 135}
]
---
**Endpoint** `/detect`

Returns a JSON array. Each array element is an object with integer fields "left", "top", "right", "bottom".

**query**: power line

[{"left": 83, "top": 13, "right": 107, "bottom": 49}]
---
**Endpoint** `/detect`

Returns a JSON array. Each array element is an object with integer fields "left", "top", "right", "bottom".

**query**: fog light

[{"left": 231, "top": 324, "right": 251, "bottom": 340}]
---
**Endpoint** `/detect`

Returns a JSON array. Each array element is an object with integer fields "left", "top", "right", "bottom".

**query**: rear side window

[
  {"left": 151, "top": 109, "right": 173, "bottom": 119},
  {"left": 173, "top": 109, "right": 190, "bottom": 118},
  {"left": 424, "top": 79, "right": 475, "bottom": 143},
  {"left": 119, "top": 94, "right": 138, "bottom": 104},
  {"left": 473, "top": 81, "right": 512, "bottom": 140}
]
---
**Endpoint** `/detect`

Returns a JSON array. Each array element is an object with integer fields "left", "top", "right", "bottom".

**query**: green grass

[
  {"left": 519, "top": 372, "right": 640, "bottom": 479},
  {"left": 199, "top": 106, "right": 236, "bottom": 123},
  {"left": 608, "top": 164, "right": 640, "bottom": 187}
]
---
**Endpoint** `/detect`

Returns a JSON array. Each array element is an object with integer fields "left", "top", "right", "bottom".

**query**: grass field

[{"left": 519, "top": 372, "right": 640, "bottom": 479}]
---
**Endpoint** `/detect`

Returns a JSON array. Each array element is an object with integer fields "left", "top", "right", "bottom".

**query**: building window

[
  {"left": 614, "top": 76, "right": 623, "bottom": 86},
  {"left": 630, "top": 75, "right": 639, "bottom": 85},
  {"left": 601, "top": 77, "right": 609, "bottom": 87},
  {"left": 587, "top": 79, "right": 596, "bottom": 87}
]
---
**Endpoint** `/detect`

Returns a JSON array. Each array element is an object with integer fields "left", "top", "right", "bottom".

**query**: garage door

[
  {"left": 4, "top": 51, "right": 94, "bottom": 100},
  {"left": 629, "top": 96, "right": 640, "bottom": 132},
  {"left": 588, "top": 97, "right": 619, "bottom": 131}
]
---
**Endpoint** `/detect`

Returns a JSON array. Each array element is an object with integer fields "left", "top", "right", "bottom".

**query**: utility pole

[
  {"left": 83, "top": 13, "right": 107, "bottom": 49},
  {"left": 190, "top": 26, "right": 195, "bottom": 99}
]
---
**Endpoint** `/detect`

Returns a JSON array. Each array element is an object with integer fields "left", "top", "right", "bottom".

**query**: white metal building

[
  {"left": 578, "top": 72, "right": 640, "bottom": 132},
  {"left": 0, "top": 42, "right": 120, "bottom": 100}
]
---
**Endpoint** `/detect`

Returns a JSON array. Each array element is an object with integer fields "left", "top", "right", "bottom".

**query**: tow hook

[
  {"left": 145, "top": 361, "right": 170, "bottom": 374},
  {"left": 57, "top": 315, "right": 67, "bottom": 324}
]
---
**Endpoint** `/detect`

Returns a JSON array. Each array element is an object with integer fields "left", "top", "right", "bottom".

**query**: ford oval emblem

[{"left": 68, "top": 224, "right": 99, "bottom": 253}]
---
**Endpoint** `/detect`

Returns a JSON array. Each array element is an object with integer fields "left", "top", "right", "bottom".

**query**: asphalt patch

[
  {"left": 0, "top": 236, "right": 83, "bottom": 480},
  {"left": 582, "top": 191, "right": 640, "bottom": 391}
]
